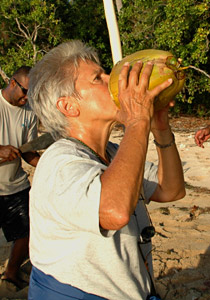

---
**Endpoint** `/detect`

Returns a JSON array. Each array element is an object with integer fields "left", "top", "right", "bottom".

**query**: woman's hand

[
  {"left": 116, "top": 61, "right": 173, "bottom": 129},
  {"left": 151, "top": 100, "right": 175, "bottom": 133}
]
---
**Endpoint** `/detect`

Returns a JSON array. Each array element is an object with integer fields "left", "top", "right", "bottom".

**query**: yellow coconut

[{"left": 108, "top": 49, "right": 186, "bottom": 111}]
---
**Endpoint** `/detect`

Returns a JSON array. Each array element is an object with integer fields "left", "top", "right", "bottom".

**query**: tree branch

[
  {"left": 15, "top": 17, "right": 30, "bottom": 39},
  {"left": 189, "top": 65, "right": 210, "bottom": 79},
  {"left": 0, "top": 68, "right": 10, "bottom": 84}
]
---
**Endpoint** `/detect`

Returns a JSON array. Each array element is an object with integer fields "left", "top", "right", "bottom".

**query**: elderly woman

[{"left": 28, "top": 40, "right": 185, "bottom": 300}]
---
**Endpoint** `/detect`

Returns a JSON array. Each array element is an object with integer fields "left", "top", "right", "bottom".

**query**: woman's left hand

[{"left": 151, "top": 100, "right": 175, "bottom": 133}]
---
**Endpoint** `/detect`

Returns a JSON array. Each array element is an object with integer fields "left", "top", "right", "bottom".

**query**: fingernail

[
  {"left": 123, "top": 62, "right": 129, "bottom": 67},
  {"left": 168, "top": 78, "right": 173, "bottom": 83}
]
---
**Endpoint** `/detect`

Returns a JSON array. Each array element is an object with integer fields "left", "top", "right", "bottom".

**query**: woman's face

[{"left": 75, "top": 60, "right": 118, "bottom": 123}]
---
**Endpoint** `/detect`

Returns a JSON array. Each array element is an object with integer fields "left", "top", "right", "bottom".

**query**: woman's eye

[{"left": 94, "top": 75, "right": 102, "bottom": 82}]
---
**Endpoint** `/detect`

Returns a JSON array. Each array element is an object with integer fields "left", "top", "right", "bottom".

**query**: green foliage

[
  {"left": 0, "top": 0, "right": 112, "bottom": 85},
  {"left": 118, "top": 0, "right": 210, "bottom": 115},
  {"left": 0, "top": 0, "right": 209, "bottom": 116},
  {"left": 67, "top": 0, "right": 112, "bottom": 71},
  {"left": 0, "top": 0, "right": 69, "bottom": 85}
]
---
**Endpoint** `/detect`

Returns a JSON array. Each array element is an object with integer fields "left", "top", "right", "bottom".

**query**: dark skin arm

[
  {"left": 21, "top": 151, "right": 40, "bottom": 167},
  {"left": 195, "top": 125, "right": 210, "bottom": 148},
  {"left": 0, "top": 145, "right": 40, "bottom": 167},
  {"left": 0, "top": 145, "right": 21, "bottom": 163}
]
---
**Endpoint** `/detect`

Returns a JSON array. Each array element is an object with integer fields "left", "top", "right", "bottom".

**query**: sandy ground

[{"left": 0, "top": 116, "right": 210, "bottom": 299}]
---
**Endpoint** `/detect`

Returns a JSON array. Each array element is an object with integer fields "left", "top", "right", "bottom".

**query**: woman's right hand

[{"left": 116, "top": 61, "right": 173, "bottom": 129}]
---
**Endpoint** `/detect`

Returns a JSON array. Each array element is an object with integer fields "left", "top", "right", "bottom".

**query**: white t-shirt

[
  {"left": 0, "top": 90, "right": 38, "bottom": 195},
  {"left": 29, "top": 138, "right": 158, "bottom": 300}
]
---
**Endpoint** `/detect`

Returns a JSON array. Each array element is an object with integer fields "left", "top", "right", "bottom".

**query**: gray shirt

[
  {"left": 29, "top": 138, "right": 158, "bottom": 300},
  {"left": 0, "top": 90, "right": 38, "bottom": 195}
]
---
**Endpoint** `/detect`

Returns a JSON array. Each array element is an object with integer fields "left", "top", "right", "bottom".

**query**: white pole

[{"left": 103, "top": 0, "right": 122, "bottom": 65}]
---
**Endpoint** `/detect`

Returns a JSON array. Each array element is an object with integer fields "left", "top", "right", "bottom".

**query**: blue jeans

[{"left": 28, "top": 266, "right": 108, "bottom": 300}]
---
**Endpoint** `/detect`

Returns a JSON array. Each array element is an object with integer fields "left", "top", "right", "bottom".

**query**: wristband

[{"left": 154, "top": 133, "right": 175, "bottom": 148}]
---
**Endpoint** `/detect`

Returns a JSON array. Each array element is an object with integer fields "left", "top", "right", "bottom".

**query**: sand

[{"left": 0, "top": 116, "right": 210, "bottom": 299}]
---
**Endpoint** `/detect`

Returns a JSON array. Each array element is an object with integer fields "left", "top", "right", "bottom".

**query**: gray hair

[{"left": 28, "top": 40, "right": 100, "bottom": 140}]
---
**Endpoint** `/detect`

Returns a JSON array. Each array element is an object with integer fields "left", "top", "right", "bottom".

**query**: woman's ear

[{"left": 56, "top": 97, "right": 80, "bottom": 117}]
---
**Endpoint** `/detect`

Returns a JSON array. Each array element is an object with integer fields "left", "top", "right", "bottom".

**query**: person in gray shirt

[
  {"left": 0, "top": 66, "right": 40, "bottom": 289},
  {"left": 28, "top": 41, "right": 185, "bottom": 300}
]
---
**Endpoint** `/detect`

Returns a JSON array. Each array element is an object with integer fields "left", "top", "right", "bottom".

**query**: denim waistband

[{"left": 29, "top": 266, "right": 107, "bottom": 300}]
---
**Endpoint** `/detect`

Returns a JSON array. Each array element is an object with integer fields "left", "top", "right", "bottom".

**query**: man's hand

[
  {"left": 0, "top": 145, "right": 21, "bottom": 163},
  {"left": 195, "top": 126, "right": 210, "bottom": 148}
]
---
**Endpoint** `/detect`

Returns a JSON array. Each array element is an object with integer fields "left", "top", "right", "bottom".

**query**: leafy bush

[{"left": 118, "top": 0, "right": 210, "bottom": 116}]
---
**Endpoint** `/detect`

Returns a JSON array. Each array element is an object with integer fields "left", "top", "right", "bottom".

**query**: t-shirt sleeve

[
  {"left": 50, "top": 158, "right": 105, "bottom": 236},
  {"left": 26, "top": 112, "right": 38, "bottom": 143},
  {"left": 33, "top": 141, "right": 158, "bottom": 238}
]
